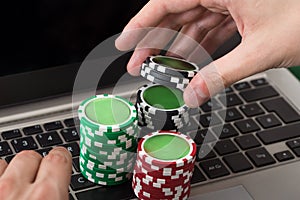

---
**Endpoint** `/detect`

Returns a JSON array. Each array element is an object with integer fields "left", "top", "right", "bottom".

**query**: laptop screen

[{"left": 0, "top": 0, "right": 147, "bottom": 107}]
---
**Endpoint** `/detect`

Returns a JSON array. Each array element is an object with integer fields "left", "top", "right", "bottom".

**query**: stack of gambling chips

[
  {"left": 140, "top": 55, "right": 199, "bottom": 90},
  {"left": 132, "top": 131, "right": 197, "bottom": 200},
  {"left": 136, "top": 84, "right": 190, "bottom": 132},
  {"left": 78, "top": 94, "right": 139, "bottom": 186}
]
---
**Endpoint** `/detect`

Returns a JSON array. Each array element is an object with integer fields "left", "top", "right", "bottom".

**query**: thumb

[{"left": 184, "top": 41, "right": 272, "bottom": 107}]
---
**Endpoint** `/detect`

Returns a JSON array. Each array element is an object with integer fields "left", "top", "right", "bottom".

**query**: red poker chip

[
  {"left": 132, "top": 173, "right": 191, "bottom": 192},
  {"left": 132, "top": 179, "right": 191, "bottom": 197},
  {"left": 137, "top": 151, "right": 195, "bottom": 168},
  {"left": 137, "top": 132, "right": 196, "bottom": 169},
  {"left": 132, "top": 177, "right": 191, "bottom": 196},
  {"left": 133, "top": 182, "right": 191, "bottom": 200},
  {"left": 132, "top": 172, "right": 191, "bottom": 189},
  {"left": 136, "top": 156, "right": 196, "bottom": 172},
  {"left": 136, "top": 159, "right": 195, "bottom": 177},
  {"left": 133, "top": 165, "right": 194, "bottom": 185}
]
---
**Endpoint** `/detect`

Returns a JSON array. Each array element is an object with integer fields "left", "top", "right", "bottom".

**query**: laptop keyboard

[{"left": 1, "top": 78, "right": 300, "bottom": 200}]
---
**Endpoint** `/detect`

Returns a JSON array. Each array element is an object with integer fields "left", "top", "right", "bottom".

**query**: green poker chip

[
  {"left": 79, "top": 155, "right": 134, "bottom": 174},
  {"left": 80, "top": 124, "right": 138, "bottom": 145},
  {"left": 80, "top": 165, "right": 131, "bottom": 185},
  {"left": 80, "top": 142, "right": 136, "bottom": 165},
  {"left": 78, "top": 94, "right": 138, "bottom": 186},
  {"left": 78, "top": 94, "right": 137, "bottom": 132}
]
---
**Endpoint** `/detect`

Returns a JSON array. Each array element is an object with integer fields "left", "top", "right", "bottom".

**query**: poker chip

[
  {"left": 136, "top": 84, "right": 190, "bottom": 132},
  {"left": 78, "top": 94, "right": 138, "bottom": 186},
  {"left": 142, "top": 64, "right": 191, "bottom": 84},
  {"left": 141, "top": 69, "right": 189, "bottom": 90},
  {"left": 146, "top": 55, "right": 199, "bottom": 79},
  {"left": 132, "top": 131, "right": 196, "bottom": 200}
]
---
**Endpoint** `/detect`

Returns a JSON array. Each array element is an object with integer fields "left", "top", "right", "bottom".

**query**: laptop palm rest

[{"left": 189, "top": 185, "right": 253, "bottom": 200}]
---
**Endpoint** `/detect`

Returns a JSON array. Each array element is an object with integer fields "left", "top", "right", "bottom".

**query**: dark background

[
  {"left": 0, "top": 0, "right": 147, "bottom": 107},
  {"left": 0, "top": 0, "right": 146, "bottom": 76}
]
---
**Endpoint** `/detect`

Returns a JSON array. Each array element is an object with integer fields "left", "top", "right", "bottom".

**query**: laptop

[{"left": 1, "top": 1, "right": 300, "bottom": 200}]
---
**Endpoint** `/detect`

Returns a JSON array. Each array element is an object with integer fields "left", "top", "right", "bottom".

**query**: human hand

[
  {"left": 116, "top": 0, "right": 300, "bottom": 107},
  {"left": 0, "top": 147, "right": 72, "bottom": 200}
]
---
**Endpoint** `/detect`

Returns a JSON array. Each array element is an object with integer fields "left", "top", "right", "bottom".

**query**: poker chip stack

[
  {"left": 140, "top": 55, "right": 199, "bottom": 91},
  {"left": 136, "top": 83, "right": 190, "bottom": 132},
  {"left": 78, "top": 94, "right": 139, "bottom": 186},
  {"left": 132, "top": 131, "right": 197, "bottom": 200}
]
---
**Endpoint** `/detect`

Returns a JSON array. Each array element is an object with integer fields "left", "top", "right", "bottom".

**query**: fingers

[
  {"left": 0, "top": 159, "right": 8, "bottom": 176},
  {"left": 116, "top": 1, "right": 208, "bottom": 51},
  {"left": 199, "top": 16, "right": 237, "bottom": 55},
  {"left": 0, "top": 150, "right": 42, "bottom": 183},
  {"left": 184, "top": 39, "right": 271, "bottom": 107},
  {"left": 125, "top": 6, "right": 206, "bottom": 75},
  {"left": 187, "top": 16, "right": 237, "bottom": 64},
  {"left": 167, "top": 11, "right": 226, "bottom": 58},
  {"left": 35, "top": 147, "right": 72, "bottom": 192}
]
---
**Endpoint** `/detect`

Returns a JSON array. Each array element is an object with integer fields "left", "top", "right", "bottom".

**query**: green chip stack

[{"left": 78, "top": 94, "right": 138, "bottom": 185}]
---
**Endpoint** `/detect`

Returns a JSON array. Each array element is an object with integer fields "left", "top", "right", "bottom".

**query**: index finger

[{"left": 35, "top": 147, "right": 72, "bottom": 191}]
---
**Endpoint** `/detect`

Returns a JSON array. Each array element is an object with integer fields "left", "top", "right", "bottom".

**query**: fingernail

[
  {"left": 184, "top": 84, "right": 207, "bottom": 108},
  {"left": 50, "top": 147, "right": 71, "bottom": 160}
]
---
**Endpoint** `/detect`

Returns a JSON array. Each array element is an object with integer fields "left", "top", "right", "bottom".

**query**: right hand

[{"left": 116, "top": 0, "right": 300, "bottom": 107}]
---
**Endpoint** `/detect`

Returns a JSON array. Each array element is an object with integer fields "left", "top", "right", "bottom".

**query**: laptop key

[
  {"left": 224, "top": 87, "right": 234, "bottom": 93},
  {"left": 257, "top": 123, "right": 300, "bottom": 145},
  {"left": 223, "top": 153, "right": 253, "bottom": 173},
  {"left": 11, "top": 136, "right": 38, "bottom": 153},
  {"left": 199, "top": 158, "right": 230, "bottom": 179},
  {"left": 261, "top": 97, "right": 300, "bottom": 124},
  {"left": 240, "top": 103, "right": 265, "bottom": 117},
  {"left": 71, "top": 174, "right": 95, "bottom": 191},
  {"left": 64, "top": 118, "right": 79, "bottom": 128},
  {"left": 69, "top": 194, "right": 75, "bottom": 200},
  {"left": 234, "top": 82, "right": 251, "bottom": 91},
  {"left": 251, "top": 78, "right": 268, "bottom": 87},
  {"left": 190, "top": 166, "right": 207, "bottom": 184},
  {"left": 36, "top": 147, "right": 52, "bottom": 157},
  {"left": 188, "top": 129, "right": 216, "bottom": 145},
  {"left": 60, "top": 142, "right": 80, "bottom": 157},
  {"left": 36, "top": 131, "right": 63, "bottom": 147},
  {"left": 214, "top": 139, "right": 239, "bottom": 156},
  {"left": 274, "top": 150, "right": 294, "bottom": 162},
  {"left": 0, "top": 141, "right": 13, "bottom": 156},
  {"left": 76, "top": 181, "right": 135, "bottom": 200},
  {"left": 61, "top": 128, "right": 80, "bottom": 142},
  {"left": 212, "top": 124, "right": 239, "bottom": 139},
  {"left": 291, "top": 148, "right": 300, "bottom": 157},
  {"left": 219, "top": 94, "right": 243, "bottom": 107},
  {"left": 286, "top": 139, "right": 300, "bottom": 149},
  {"left": 256, "top": 114, "right": 282, "bottom": 129},
  {"left": 246, "top": 147, "right": 276, "bottom": 167},
  {"left": 200, "top": 99, "right": 222, "bottom": 113},
  {"left": 73, "top": 157, "right": 80, "bottom": 172},
  {"left": 234, "top": 119, "right": 260, "bottom": 134},
  {"left": 2, "top": 129, "right": 22, "bottom": 140},
  {"left": 199, "top": 113, "right": 222, "bottom": 127},
  {"left": 218, "top": 108, "right": 243, "bottom": 122},
  {"left": 235, "top": 134, "right": 261, "bottom": 150},
  {"left": 240, "top": 86, "right": 279, "bottom": 102},
  {"left": 23, "top": 125, "right": 43, "bottom": 135},
  {"left": 5, "top": 155, "right": 15, "bottom": 163},
  {"left": 44, "top": 121, "right": 63, "bottom": 131},
  {"left": 196, "top": 144, "right": 217, "bottom": 161}
]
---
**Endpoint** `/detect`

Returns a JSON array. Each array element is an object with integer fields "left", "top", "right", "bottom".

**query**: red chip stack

[{"left": 132, "top": 130, "right": 197, "bottom": 200}]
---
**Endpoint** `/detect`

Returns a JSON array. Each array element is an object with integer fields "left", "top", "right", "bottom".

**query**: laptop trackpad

[{"left": 189, "top": 185, "right": 253, "bottom": 200}]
